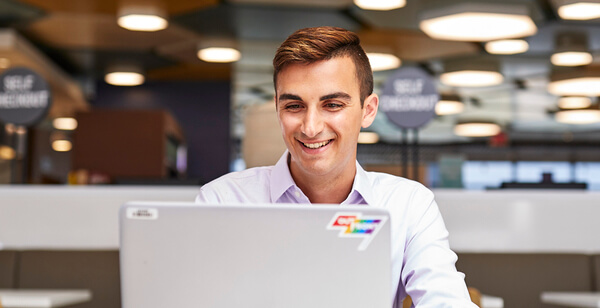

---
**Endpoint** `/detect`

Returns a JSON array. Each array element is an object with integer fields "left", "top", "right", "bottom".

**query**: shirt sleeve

[{"left": 401, "top": 190, "right": 477, "bottom": 307}]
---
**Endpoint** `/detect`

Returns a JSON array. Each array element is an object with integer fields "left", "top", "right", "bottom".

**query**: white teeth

[{"left": 303, "top": 140, "right": 330, "bottom": 149}]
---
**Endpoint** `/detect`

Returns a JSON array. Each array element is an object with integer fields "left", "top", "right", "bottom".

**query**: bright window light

[
  {"left": 197, "top": 47, "right": 241, "bottom": 63},
  {"left": 551, "top": 51, "right": 593, "bottom": 66},
  {"left": 557, "top": 96, "right": 592, "bottom": 109},
  {"left": 105, "top": 71, "right": 145, "bottom": 86},
  {"left": 454, "top": 122, "right": 501, "bottom": 137},
  {"left": 118, "top": 14, "right": 168, "bottom": 32},
  {"left": 420, "top": 12, "right": 537, "bottom": 41},
  {"left": 357, "top": 132, "right": 380, "bottom": 144},
  {"left": 52, "top": 140, "right": 72, "bottom": 152},
  {"left": 485, "top": 39, "right": 529, "bottom": 55},
  {"left": 354, "top": 0, "right": 406, "bottom": 11},
  {"left": 558, "top": 2, "right": 600, "bottom": 20},
  {"left": 436, "top": 99, "right": 464, "bottom": 115},
  {"left": 440, "top": 70, "right": 503, "bottom": 87},
  {"left": 53, "top": 117, "right": 78, "bottom": 130},
  {"left": 367, "top": 53, "right": 401, "bottom": 71},
  {"left": 555, "top": 109, "right": 600, "bottom": 124},
  {"left": 548, "top": 77, "right": 600, "bottom": 96}
]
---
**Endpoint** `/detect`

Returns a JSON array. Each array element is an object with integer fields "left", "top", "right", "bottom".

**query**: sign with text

[
  {"left": 0, "top": 67, "right": 52, "bottom": 126},
  {"left": 380, "top": 67, "right": 438, "bottom": 129}
]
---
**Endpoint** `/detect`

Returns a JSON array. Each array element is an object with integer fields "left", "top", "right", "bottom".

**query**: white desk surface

[
  {"left": 541, "top": 292, "right": 600, "bottom": 307},
  {"left": 0, "top": 289, "right": 92, "bottom": 308},
  {"left": 481, "top": 294, "right": 504, "bottom": 308}
]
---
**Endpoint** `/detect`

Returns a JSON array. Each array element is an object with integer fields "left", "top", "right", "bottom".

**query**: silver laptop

[{"left": 119, "top": 201, "right": 392, "bottom": 308}]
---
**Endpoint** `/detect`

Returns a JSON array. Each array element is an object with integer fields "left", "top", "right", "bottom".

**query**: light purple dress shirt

[{"left": 196, "top": 151, "right": 476, "bottom": 307}]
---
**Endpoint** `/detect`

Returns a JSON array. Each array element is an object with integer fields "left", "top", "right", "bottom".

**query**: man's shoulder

[
  {"left": 365, "top": 170, "right": 431, "bottom": 193},
  {"left": 196, "top": 166, "right": 275, "bottom": 203},
  {"left": 362, "top": 170, "right": 435, "bottom": 206},
  {"left": 205, "top": 165, "right": 274, "bottom": 187}
]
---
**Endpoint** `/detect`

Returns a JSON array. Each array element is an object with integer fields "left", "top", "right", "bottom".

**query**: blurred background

[{"left": 1, "top": 0, "right": 600, "bottom": 189}]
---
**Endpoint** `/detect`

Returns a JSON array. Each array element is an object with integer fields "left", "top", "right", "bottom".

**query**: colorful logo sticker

[{"left": 327, "top": 212, "right": 388, "bottom": 251}]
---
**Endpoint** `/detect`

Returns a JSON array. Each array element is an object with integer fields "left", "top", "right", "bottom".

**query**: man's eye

[
  {"left": 325, "top": 102, "right": 343, "bottom": 109},
  {"left": 284, "top": 104, "right": 302, "bottom": 110}
]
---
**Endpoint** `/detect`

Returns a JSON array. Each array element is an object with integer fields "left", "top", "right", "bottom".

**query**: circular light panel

[
  {"left": 354, "top": 0, "right": 406, "bottom": 10},
  {"left": 557, "top": 96, "right": 592, "bottom": 109},
  {"left": 105, "top": 72, "right": 145, "bottom": 86},
  {"left": 440, "top": 70, "right": 504, "bottom": 87},
  {"left": 53, "top": 117, "right": 78, "bottom": 130},
  {"left": 548, "top": 77, "right": 600, "bottom": 96},
  {"left": 420, "top": 12, "right": 537, "bottom": 42},
  {"left": 198, "top": 47, "right": 241, "bottom": 63},
  {"left": 558, "top": 3, "right": 600, "bottom": 20},
  {"left": 454, "top": 122, "right": 501, "bottom": 137},
  {"left": 551, "top": 51, "right": 593, "bottom": 66},
  {"left": 555, "top": 109, "right": 600, "bottom": 124},
  {"left": 118, "top": 14, "right": 168, "bottom": 32},
  {"left": 52, "top": 140, "right": 72, "bottom": 152},
  {"left": 367, "top": 53, "right": 401, "bottom": 71},
  {"left": 436, "top": 100, "right": 464, "bottom": 115},
  {"left": 485, "top": 39, "right": 529, "bottom": 55}
]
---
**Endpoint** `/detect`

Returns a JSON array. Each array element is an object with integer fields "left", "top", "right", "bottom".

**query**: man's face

[{"left": 275, "top": 56, "right": 378, "bottom": 180}]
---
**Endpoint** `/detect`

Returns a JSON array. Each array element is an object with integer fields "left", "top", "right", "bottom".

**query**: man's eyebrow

[
  {"left": 320, "top": 92, "right": 351, "bottom": 101},
  {"left": 278, "top": 93, "right": 302, "bottom": 101}
]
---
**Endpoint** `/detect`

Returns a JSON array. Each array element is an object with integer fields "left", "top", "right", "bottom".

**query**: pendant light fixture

[
  {"left": 418, "top": 1, "right": 537, "bottom": 41},
  {"left": 454, "top": 120, "right": 502, "bottom": 137},
  {"left": 485, "top": 39, "right": 529, "bottom": 55},
  {"left": 197, "top": 38, "right": 241, "bottom": 63},
  {"left": 105, "top": 64, "right": 145, "bottom": 86},
  {"left": 436, "top": 94, "right": 465, "bottom": 115},
  {"left": 556, "top": 0, "right": 600, "bottom": 20},
  {"left": 440, "top": 58, "right": 503, "bottom": 87},
  {"left": 551, "top": 31, "right": 592, "bottom": 67},
  {"left": 555, "top": 106, "right": 600, "bottom": 124},
  {"left": 548, "top": 66, "right": 600, "bottom": 96},
  {"left": 117, "top": 4, "right": 168, "bottom": 32},
  {"left": 354, "top": 0, "right": 406, "bottom": 11},
  {"left": 557, "top": 96, "right": 592, "bottom": 109}
]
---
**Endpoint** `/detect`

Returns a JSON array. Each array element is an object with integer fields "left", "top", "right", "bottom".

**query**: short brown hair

[{"left": 273, "top": 26, "right": 373, "bottom": 105}]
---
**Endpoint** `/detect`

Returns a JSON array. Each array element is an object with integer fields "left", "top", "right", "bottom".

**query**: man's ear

[{"left": 361, "top": 93, "right": 379, "bottom": 128}]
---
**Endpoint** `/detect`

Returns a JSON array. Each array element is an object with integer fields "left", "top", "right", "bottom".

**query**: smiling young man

[{"left": 196, "top": 27, "right": 476, "bottom": 307}]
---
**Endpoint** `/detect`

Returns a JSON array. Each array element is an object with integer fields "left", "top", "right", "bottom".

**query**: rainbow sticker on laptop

[{"left": 327, "top": 212, "right": 388, "bottom": 251}]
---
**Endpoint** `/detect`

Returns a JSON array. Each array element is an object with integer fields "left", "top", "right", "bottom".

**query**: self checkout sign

[
  {"left": 380, "top": 66, "right": 438, "bottom": 129},
  {"left": 0, "top": 67, "right": 52, "bottom": 126}
]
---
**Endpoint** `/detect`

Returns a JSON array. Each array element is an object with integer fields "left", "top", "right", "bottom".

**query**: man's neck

[{"left": 289, "top": 157, "right": 357, "bottom": 204}]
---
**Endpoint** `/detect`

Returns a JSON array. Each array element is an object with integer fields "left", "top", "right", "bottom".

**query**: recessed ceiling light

[
  {"left": 485, "top": 39, "right": 529, "bottom": 55},
  {"left": 52, "top": 140, "right": 72, "bottom": 152},
  {"left": 548, "top": 67, "right": 600, "bottom": 96},
  {"left": 419, "top": 3, "right": 537, "bottom": 41},
  {"left": 436, "top": 95, "right": 464, "bottom": 115},
  {"left": 551, "top": 51, "right": 593, "bottom": 67},
  {"left": 105, "top": 65, "right": 145, "bottom": 86},
  {"left": 354, "top": 0, "right": 406, "bottom": 11},
  {"left": 440, "top": 70, "right": 503, "bottom": 87},
  {"left": 117, "top": 6, "right": 168, "bottom": 32},
  {"left": 358, "top": 132, "right": 380, "bottom": 144},
  {"left": 558, "top": 1, "right": 600, "bottom": 20},
  {"left": 557, "top": 96, "right": 592, "bottom": 109},
  {"left": 53, "top": 117, "right": 78, "bottom": 130},
  {"left": 367, "top": 53, "right": 401, "bottom": 71},
  {"left": 555, "top": 109, "right": 600, "bottom": 124},
  {"left": 197, "top": 47, "right": 241, "bottom": 63},
  {"left": 454, "top": 121, "right": 501, "bottom": 137},
  {"left": 0, "top": 145, "right": 16, "bottom": 160}
]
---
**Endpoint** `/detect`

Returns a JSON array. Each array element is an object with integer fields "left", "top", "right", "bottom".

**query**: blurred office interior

[{"left": 2, "top": 1, "right": 600, "bottom": 307}]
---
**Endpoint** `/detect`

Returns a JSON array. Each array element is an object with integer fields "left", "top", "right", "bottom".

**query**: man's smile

[{"left": 299, "top": 139, "right": 333, "bottom": 149}]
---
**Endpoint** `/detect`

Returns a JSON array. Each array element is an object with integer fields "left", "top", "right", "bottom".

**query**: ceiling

[{"left": 2, "top": 0, "right": 600, "bottom": 145}]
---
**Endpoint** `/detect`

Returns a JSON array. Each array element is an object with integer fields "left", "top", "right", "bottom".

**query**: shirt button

[{"left": 294, "top": 191, "right": 300, "bottom": 198}]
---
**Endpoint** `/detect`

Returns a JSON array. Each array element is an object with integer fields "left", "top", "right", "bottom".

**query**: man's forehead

[{"left": 274, "top": 56, "right": 359, "bottom": 93}]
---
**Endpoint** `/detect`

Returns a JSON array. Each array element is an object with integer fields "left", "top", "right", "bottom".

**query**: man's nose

[{"left": 301, "top": 108, "right": 324, "bottom": 138}]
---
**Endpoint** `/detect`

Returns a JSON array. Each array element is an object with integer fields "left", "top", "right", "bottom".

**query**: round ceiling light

[
  {"left": 197, "top": 47, "right": 241, "bottom": 63},
  {"left": 354, "top": 0, "right": 406, "bottom": 10},
  {"left": 454, "top": 121, "right": 501, "bottom": 137},
  {"left": 53, "top": 117, "right": 78, "bottom": 130},
  {"left": 367, "top": 53, "right": 401, "bottom": 71},
  {"left": 551, "top": 51, "right": 593, "bottom": 67},
  {"left": 436, "top": 97, "right": 464, "bottom": 115},
  {"left": 558, "top": 2, "right": 600, "bottom": 20},
  {"left": 557, "top": 96, "right": 592, "bottom": 109},
  {"left": 52, "top": 140, "right": 72, "bottom": 152},
  {"left": 440, "top": 70, "right": 503, "bottom": 87},
  {"left": 555, "top": 109, "right": 600, "bottom": 124},
  {"left": 0, "top": 145, "right": 16, "bottom": 160},
  {"left": 548, "top": 77, "right": 600, "bottom": 96},
  {"left": 117, "top": 6, "right": 168, "bottom": 32},
  {"left": 485, "top": 39, "right": 529, "bottom": 55}
]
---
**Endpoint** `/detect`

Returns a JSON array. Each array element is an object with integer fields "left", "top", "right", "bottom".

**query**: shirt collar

[
  {"left": 349, "top": 161, "right": 375, "bottom": 206},
  {"left": 270, "top": 151, "right": 296, "bottom": 202},
  {"left": 269, "top": 150, "right": 374, "bottom": 205}
]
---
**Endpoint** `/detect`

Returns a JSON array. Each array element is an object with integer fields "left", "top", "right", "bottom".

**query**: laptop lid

[{"left": 119, "top": 201, "right": 392, "bottom": 308}]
